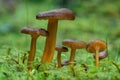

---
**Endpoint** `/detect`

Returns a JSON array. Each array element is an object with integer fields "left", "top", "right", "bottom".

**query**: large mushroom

[
  {"left": 36, "top": 8, "right": 75, "bottom": 62},
  {"left": 86, "top": 40, "right": 107, "bottom": 67},
  {"left": 62, "top": 39, "right": 87, "bottom": 63},
  {"left": 21, "top": 27, "right": 48, "bottom": 70}
]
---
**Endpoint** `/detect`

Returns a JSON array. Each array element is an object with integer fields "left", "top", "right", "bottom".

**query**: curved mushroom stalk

[
  {"left": 55, "top": 46, "right": 68, "bottom": 68},
  {"left": 36, "top": 8, "right": 75, "bottom": 62},
  {"left": 86, "top": 40, "right": 107, "bottom": 67},
  {"left": 21, "top": 27, "right": 48, "bottom": 70}
]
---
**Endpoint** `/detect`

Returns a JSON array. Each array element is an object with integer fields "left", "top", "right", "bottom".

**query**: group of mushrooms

[{"left": 20, "top": 8, "right": 108, "bottom": 70}]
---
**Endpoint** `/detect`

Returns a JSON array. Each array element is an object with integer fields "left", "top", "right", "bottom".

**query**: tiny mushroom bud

[
  {"left": 86, "top": 40, "right": 106, "bottom": 67},
  {"left": 61, "top": 60, "right": 76, "bottom": 67},
  {"left": 36, "top": 8, "right": 75, "bottom": 62},
  {"left": 61, "top": 60, "right": 69, "bottom": 66},
  {"left": 62, "top": 39, "right": 87, "bottom": 63},
  {"left": 21, "top": 27, "right": 48, "bottom": 70},
  {"left": 93, "top": 51, "right": 108, "bottom": 60},
  {"left": 55, "top": 46, "right": 68, "bottom": 68}
]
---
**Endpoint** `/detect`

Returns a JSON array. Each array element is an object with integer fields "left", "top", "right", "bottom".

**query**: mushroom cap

[
  {"left": 36, "top": 8, "right": 75, "bottom": 20},
  {"left": 86, "top": 40, "right": 106, "bottom": 53},
  {"left": 21, "top": 27, "right": 48, "bottom": 37},
  {"left": 62, "top": 39, "right": 87, "bottom": 49},
  {"left": 55, "top": 46, "right": 68, "bottom": 52},
  {"left": 93, "top": 51, "right": 108, "bottom": 60}
]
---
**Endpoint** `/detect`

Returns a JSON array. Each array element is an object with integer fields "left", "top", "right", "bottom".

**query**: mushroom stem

[
  {"left": 28, "top": 37, "right": 37, "bottom": 70},
  {"left": 41, "top": 19, "right": 58, "bottom": 62},
  {"left": 95, "top": 48, "right": 99, "bottom": 67},
  {"left": 70, "top": 49, "right": 76, "bottom": 63},
  {"left": 57, "top": 51, "right": 62, "bottom": 68}
]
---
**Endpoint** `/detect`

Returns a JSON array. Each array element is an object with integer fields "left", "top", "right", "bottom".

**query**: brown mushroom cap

[
  {"left": 62, "top": 39, "right": 87, "bottom": 49},
  {"left": 36, "top": 8, "right": 75, "bottom": 20},
  {"left": 86, "top": 40, "right": 106, "bottom": 53},
  {"left": 21, "top": 27, "right": 48, "bottom": 37},
  {"left": 55, "top": 46, "right": 68, "bottom": 52}
]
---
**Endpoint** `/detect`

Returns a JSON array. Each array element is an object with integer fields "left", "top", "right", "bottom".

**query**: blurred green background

[
  {"left": 0, "top": 0, "right": 120, "bottom": 79},
  {"left": 0, "top": 0, "right": 119, "bottom": 54}
]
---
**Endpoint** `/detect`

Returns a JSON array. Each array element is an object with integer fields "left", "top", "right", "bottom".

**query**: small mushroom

[
  {"left": 36, "top": 8, "right": 75, "bottom": 62},
  {"left": 61, "top": 60, "right": 76, "bottom": 66},
  {"left": 93, "top": 51, "right": 108, "bottom": 60},
  {"left": 86, "top": 40, "right": 106, "bottom": 67},
  {"left": 61, "top": 60, "right": 70, "bottom": 66},
  {"left": 21, "top": 27, "right": 48, "bottom": 70},
  {"left": 62, "top": 39, "right": 86, "bottom": 63},
  {"left": 55, "top": 46, "right": 68, "bottom": 68}
]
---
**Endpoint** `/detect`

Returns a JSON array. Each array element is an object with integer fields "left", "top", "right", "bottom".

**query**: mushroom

[
  {"left": 21, "top": 27, "right": 48, "bottom": 70},
  {"left": 93, "top": 51, "right": 108, "bottom": 60},
  {"left": 61, "top": 60, "right": 70, "bottom": 66},
  {"left": 86, "top": 40, "right": 106, "bottom": 67},
  {"left": 61, "top": 60, "right": 76, "bottom": 67},
  {"left": 62, "top": 39, "right": 87, "bottom": 63},
  {"left": 36, "top": 8, "right": 75, "bottom": 62},
  {"left": 55, "top": 46, "right": 68, "bottom": 68}
]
